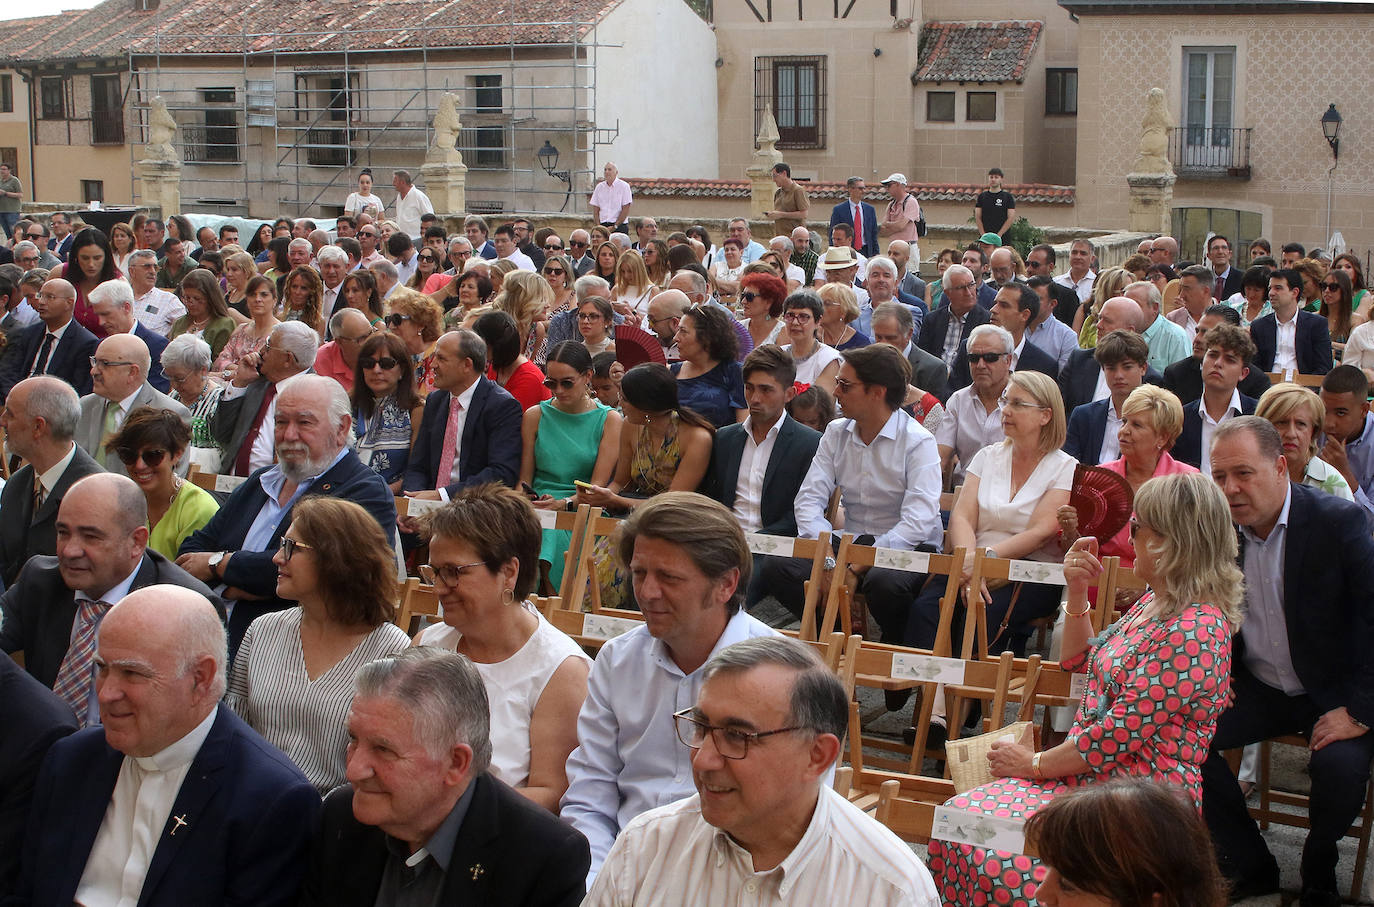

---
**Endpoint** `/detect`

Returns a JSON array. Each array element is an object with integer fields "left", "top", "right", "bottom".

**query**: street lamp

[
  {"left": 537, "top": 140, "right": 572, "bottom": 212},
  {"left": 1321, "top": 103, "right": 1343, "bottom": 250}
]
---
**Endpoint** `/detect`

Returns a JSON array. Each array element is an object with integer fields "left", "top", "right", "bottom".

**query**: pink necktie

[
  {"left": 435, "top": 395, "right": 463, "bottom": 489},
  {"left": 853, "top": 204, "right": 863, "bottom": 251},
  {"left": 51, "top": 598, "right": 111, "bottom": 726}
]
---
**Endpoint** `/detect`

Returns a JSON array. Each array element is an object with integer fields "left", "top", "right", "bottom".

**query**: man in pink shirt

[
  {"left": 878, "top": 172, "right": 922, "bottom": 260},
  {"left": 312, "top": 308, "right": 374, "bottom": 393},
  {"left": 590, "top": 162, "right": 633, "bottom": 233}
]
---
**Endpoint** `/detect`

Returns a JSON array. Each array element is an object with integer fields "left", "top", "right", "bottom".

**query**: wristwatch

[{"left": 208, "top": 551, "right": 227, "bottom": 583}]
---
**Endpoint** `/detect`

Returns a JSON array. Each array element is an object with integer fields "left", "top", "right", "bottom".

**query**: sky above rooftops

[{"left": 3, "top": 0, "right": 99, "bottom": 19}]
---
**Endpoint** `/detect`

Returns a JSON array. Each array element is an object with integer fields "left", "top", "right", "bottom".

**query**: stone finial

[
  {"left": 426, "top": 92, "right": 466, "bottom": 166},
  {"left": 1131, "top": 87, "right": 1175, "bottom": 177},
  {"left": 752, "top": 104, "right": 783, "bottom": 168},
  {"left": 143, "top": 96, "right": 179, "bottom": 163}
]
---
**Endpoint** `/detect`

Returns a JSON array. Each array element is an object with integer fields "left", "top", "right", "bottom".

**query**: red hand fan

[
  {"left": 613, "top": 324, "right": 668, "bottom": 368},
  {"left": 1070, "top": 463, "right": 1134, "bottom": 542}
]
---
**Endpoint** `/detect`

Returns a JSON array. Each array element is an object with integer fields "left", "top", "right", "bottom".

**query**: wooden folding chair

[
  {"left": 394, "top": 576, "right": 439, "bottom": 636},
  {"left": 188, "top": 464, "right": 248, "bottom": 497},
  {"left": 545, "top": 604, "right": 645, "bottom": 652},
  {"left": 1266, "top": 370, "right": 1324, "bottom": 389}
]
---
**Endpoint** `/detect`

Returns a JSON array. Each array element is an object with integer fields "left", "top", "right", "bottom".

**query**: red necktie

[
  {"left": 852, "top": 204, "right": 863, "bottom": 251},
  {"left": 232, "top": 383, "right": 278, "bottom": 476},
  {"left": 435, "top": 395, "right": 463, "bottom": 489},
  {"left": 1215, "top": 275, "right": 1225, "bottom": 301}
]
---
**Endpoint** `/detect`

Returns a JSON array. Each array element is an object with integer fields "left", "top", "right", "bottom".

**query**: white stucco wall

[{"left": 593, "top": 0, "right": 718, "bottom": 182}]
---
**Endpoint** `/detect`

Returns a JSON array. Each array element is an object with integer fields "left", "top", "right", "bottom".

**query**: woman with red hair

[{"left": 739, "top": 270, "right": 787, "bottom": 349}]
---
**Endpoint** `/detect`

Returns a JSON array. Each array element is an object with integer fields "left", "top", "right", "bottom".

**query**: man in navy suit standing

[
  {"left": 11, "top": 584, "right": 319, "bottom": 907},
  {"left": 829, "top": 177, "right": 878, "bottom": 259},
  {"left": 1203, "top": 418, "right": 1374, "bottom": 905},
  {"left": 1249, "top": 268, "right": 1332, "bottom": 376}
]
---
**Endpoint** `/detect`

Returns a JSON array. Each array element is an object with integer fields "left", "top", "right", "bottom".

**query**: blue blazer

[
  {"left": 1249, "top": 310, "right": 1332, "bottom": 376},
  {"left": 1064, "top": 399, "right": 1112, "bottom": 465},
  {"left": 703, "top": 416, "right": 822, "bottom": 537},
  {"left": 1172, "top": 393, "right": 1259, "bottom": 468},
  {"left": 828, "top": 200, "right": 879, "bottom": 258},
  {"left": 1057, "top": 348, "right": 1164, "bottom": 413},
  {"left": 0, "top": 319, "right": 99, "bottom": 400},
  {"left": 1234, "top": 483, "right": 1374, "bottom": 725},
  {"left": 12, "top": 706, "right": 319, "bottom": 907},
  {"left": 135, "top": 322, "right": 170, "bottom": 393},
  {"left": 403, "top": 376, "right": 522, "bottom": 496}
]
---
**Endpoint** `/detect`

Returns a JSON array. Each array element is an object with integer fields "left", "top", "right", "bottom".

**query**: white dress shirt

[
  {"left": 732, "top": 414, "right": 785, "bottom": 532},
  {"left": 394, "top": 252, "right": 418, "bottom": 286},
  {"left": 74, "top": 707, "right": 219, "bottom": 907},
  {"left": 935, "top": 386, "right": 1005, "bottom": 485},
  {"left": 29, "top": 318, "right": 70, "bottom": 375},
  {"left": 795, "top": 408, "right": 942, "bottom": 550},
  {"left": 1274, "top": 309, "right": 1299, "bottom": 373},
  {"left": 320, "top": 283, "right": 342, "bottom": 322},
  {"left": 500, "top": 249, "right": 537, "bottom": 271},
  {"left": 586, "top": 785, "right": 938, "bottom": 907},
  {"left": 35, "top": 442, "right": 78, "bottom": 507},
  {"left": 1198, "top": 387, "right": 1244, "bottom": 476},
  {"left": 560, "top": 610, "right": 779, "bottom": 886},
  {"left": 1098, "top": 399, "right": 1124, "bottom": 465},
  {"left": 392, "top": 187, "right": 433, "bottom": 238},
  {"left": 1054, "top": 270, "right": 1096, "bottom": 303}
]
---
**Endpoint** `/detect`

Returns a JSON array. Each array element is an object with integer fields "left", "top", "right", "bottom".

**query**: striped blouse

[{"left": 225, "top": 608, "right": 411, "bottom": 794}]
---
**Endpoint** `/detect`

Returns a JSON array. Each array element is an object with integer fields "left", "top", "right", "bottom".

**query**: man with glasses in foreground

[
  {"left": 74, "top": 333, "right": 188, "bottom": 474},
  {"left": 561, "top": 492, "right": 777, "bottom": 886},
  {"left": 937, "top": 324, "right": 1014, "bottom": 489},
  {"left": 586, "top": 636, "right": 937, "bottom": 906}
]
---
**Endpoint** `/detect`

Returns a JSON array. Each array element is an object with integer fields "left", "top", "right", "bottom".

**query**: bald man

[
  {"left": 12, "top": 585, "right": 318, "bottom": 907},
  {"left": 1057, "top": 296, "right": 1163, "bottom": 411},
  {"left": 645, "top": 289, "right": 690, "bottom": 358},
  {"left": 74, "top": 334, "right": 189, "bottom": 474},
  {"left": 0, "top": 277, "right": 98, "bottom": 400}
]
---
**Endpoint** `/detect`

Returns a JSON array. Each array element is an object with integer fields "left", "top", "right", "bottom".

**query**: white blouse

[
  {"left": 783, "top": 341, "right": 843, "bottom": 386},
  {"left": 967, "top": 442, "right": 1077, "bottom": 561}
]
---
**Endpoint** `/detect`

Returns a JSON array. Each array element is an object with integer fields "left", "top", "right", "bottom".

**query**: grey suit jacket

[
  {"left": 906, "top": 343, "right": 949, "bottom": 397},
  {"left": 0, "top": 444, "right": 104, "bottom": 587},
  {"left": 75, "top": 383, "right": 191, "bottom": 476},
  {"left": 209, "top": 377, "right": 271, "bottom": 475}
]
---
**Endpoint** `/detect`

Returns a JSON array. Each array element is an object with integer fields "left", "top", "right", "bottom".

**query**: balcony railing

[
  {"left": 1169, "top": 126, "right": 1252, "bottom": 179},
  {"left": 91, "top": 111, "right": 124, "bottom": 145}
]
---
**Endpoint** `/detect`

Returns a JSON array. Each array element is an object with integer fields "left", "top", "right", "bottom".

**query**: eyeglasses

[
  {"left": 279, "top": 536, "right": 314, "bottom": 561},
  {"left": 948, "top": 282, "right": 976, "bottom": 293},
  {"left": 452, "top": 249, "right": 472, "bottom": 258},
  {"left": 833, "top": 377, "right": 862, "bottom": 392},
  {"left": 90, "top": 357, "right": 136, "bottom": 370},
  {"left": 338, "top": 329, "right": 376, "bottom": 345},
  {"left": 360, "top": 356, "right": 399, "bottom": 370},
  {"left": 384, "top": 314, "right": 411, "bottom": 328},
  {"left": 998, "top": 394, "right": 1049, "bottom": 411},
  {"left": 782, "top": 311, "right": 813, "bottom": 322},
  {"left": 577, "top": 311, "right": 603, "bottom": 321},
  {"left": 420, "top": 561, "right": 487, "bottom": 586},
  {"left": 966, "top": 352, "right": 1007, "bottom": 365},
  {"left": 648, "top": 314, "right": 678, "bottom": 327},
  {"left": 543, "top": 376, "right": 578, "bottom": 390},
  {"left": 115, "top": 447, "right": 167, "bottom": 468},
  {"left": 672, "top": 709, "right": 805, "bottom": 760}
]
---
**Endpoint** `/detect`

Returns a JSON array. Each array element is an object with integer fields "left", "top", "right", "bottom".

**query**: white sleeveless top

[{"left": 417, "top": 604, "right": 590, "bottom": 787}]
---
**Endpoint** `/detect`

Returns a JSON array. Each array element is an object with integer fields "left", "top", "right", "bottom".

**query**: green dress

[
  {"left": 533, "top": 399, "right": 612, "bottom": 587},
  {"left": 148, "top": 480, "right": 220, "bottom": 559}
]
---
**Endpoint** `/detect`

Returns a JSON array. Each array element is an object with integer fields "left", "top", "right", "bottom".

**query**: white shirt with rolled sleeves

[
  {"left": 560, "top": 609, "right": 778, "bottom": 887},
  {"left": 584, "top": 785, "right": 939, "bottom": 906},
  {"left": 392, "top": 186, "right": 433, "bottom": 238},
  {"left": 795, "top": 408, "right": 942, "bottom": 551}
]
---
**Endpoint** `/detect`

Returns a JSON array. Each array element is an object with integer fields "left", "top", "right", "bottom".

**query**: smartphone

[
  {"left": 520, "top": 482, "right": 537, "bottom": 498},
  {"left": 573, "top": 480, "right": 595, "bottom": 490}
]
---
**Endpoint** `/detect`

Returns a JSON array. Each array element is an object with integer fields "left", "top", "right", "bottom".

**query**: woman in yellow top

[{"left": 107, "top": 408, "right": 219, "bottom": 558}]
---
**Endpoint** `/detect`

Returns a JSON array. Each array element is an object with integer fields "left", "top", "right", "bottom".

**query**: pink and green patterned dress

[{"left": 928, "top": 594, "right": 1233, "bottom": 906}]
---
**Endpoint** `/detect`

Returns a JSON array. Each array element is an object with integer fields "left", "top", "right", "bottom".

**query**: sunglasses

[
  {"left": 543, "top": 376, "right": 578, "bottom": 390},
  {"left": 418, "top": 255, "right": 438, "bottom": 263},
  {"left": 577, "top": 311, "right": 603, "bottom": 321},
  {"left": 544, "top": 267, "right": 566, "bottom": 276},
  {"left": 544, "top": 244, "right": 564, "bottom": 251},
  {"left": 115, "top": 447, "right": 168, "bottom": 468},
  {"left": 569, "top": 240, "right": 588, "bottom": 248},
  {"left": 360, "top": 356, "right": 399, "bottom": 370},
  {"left": 279, "top": 536, "right": 313, "bottom": 561},
  {"left": 384, "top": 314, "right": 411, "bottom": 328},
  {"left": 739, "top": 291, "right": 760, "bottom": 303},
  {"left": 966, "top": 352, "right": 1007, "bottom": 364},
  {"left": 1322, "top": 283, "right": 1342, "bottom": 291}
]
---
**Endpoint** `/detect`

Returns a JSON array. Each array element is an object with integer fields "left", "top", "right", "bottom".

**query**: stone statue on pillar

[
  {"left": 420, "top": 91, "right": 468, "bottom": 217},
  {"left": 136, "top": 96, "right": 183, "bottom": 217},
  {"left": 1127, "top": 88, "right": 1177, "bottom": 235},
  {"left": 745, "top": 104, "right": 784, "bottom": 221}
]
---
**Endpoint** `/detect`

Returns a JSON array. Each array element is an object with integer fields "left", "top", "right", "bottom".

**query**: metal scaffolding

[{"left": 121, "top": 21, "right": 620, "bottom": 217}]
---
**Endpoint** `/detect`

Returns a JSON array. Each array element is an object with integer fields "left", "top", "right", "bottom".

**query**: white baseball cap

[{"left": 880, "top": 173, "right": 908, "bottom": 185}]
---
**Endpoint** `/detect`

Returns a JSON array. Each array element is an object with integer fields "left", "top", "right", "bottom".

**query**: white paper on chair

[
  {"left": 744, "top": 533, "right": 788, "bottom": 556},
  {"left": 1007, "top": 560, "right": 1065, "bottom": 585},
  {"left": 214, "top": 474, "right": 247, "bottom": 493},
  {"left": 536, "top": 510, "right": 558, "bottom": 530},
  {"left": 890, "top": 653, "right": 967, "bottom": 684},
  {"left": 872, "top": 548, "right": 931, "bottom": 573},
  {"left": 931, "top": 805, "right": 1027, "bottom": 853},
  {"left": 582, "top": 614, "right": 640, "bottom": 641},
  {"left": 405, "top": 497, "right": 444, "bottom": 518},
  {"left": 1069, "top": 673, "right": 1087, "bottom": 699}
]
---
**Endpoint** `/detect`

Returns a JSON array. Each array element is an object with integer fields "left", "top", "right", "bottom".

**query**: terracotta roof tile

[
  {"left": 915, "top": 20, "right": 1043, "bottom": 83},
  {"left": 0, "top": 0, "right": 625, "bottom": 63},
  {"left": 627, "top": 178, "right": 1074, "bottom": 205}
]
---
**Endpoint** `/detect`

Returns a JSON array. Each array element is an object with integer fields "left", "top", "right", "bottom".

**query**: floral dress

[
  {"left": 928, "top": 595, "right": 1233, "bottom": 906},
  {"left": 353, "top": 395, "right": 414, "bottom": 485}
]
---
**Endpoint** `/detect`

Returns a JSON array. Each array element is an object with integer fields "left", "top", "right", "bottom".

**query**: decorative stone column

[
  {"left": 136, "top": 96, "right": 182, "bottom": 217},
  {"left": 745, "top": 105, "right": 784, "bottom": 220},
  {"left": 1126, "top": 88, "right": 1177, "bottom": 235},
  {"left": 419, "top": 91, "right": 468, "bottom": 216}
]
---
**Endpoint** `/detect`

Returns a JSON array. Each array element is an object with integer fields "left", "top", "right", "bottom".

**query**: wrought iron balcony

[
  {"left": 91, "top": 112, "right": 124, "bottom": 145},
  {"left": 1169, "top": 127, "right": 1252, "bottom": 179}
]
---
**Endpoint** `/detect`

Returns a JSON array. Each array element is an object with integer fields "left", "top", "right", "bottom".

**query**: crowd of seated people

[{"left": 3, "top": 191, "right": 1374, "bottom": 906}]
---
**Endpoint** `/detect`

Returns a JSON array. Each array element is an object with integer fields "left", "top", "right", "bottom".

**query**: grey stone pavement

[{"left": 749, "top": 597, "right": 1373, "bottom": 905}]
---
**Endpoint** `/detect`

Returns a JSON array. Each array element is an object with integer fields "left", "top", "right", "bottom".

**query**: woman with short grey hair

[{"left": 161, "top": 333, "right": 225, "bottom": 473}]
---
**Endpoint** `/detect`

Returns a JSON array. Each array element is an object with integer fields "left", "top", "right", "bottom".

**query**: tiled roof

[
  {"left": 0, "top": 0, "right": 625, "bottom": 63},
  {"left": 628, "top": 178, "right": 1075, "bottom": 205},
  {"left": 915, "top": 20, "right": 1043, "bottom": 83}
]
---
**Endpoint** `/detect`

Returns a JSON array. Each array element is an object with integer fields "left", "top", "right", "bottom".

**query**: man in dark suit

[
  {"left": 12, "top": 585, "right": 320, "bottom": 907},
  {"left": 178, "top": 375, "right": 396, "bottom": 653},
  {"left": 1063, "top": 331, "right": 1151, "bottom": 465},
  {"left": 871, "top": 301, "right": 948, "bottom": 397},
  {"left": 916, "top": 264, "right": 989, "bottom": 398},
  {"left": 1058, "top": 298, "right": 1149, "bottom": 412},
  {"left": 1162, "top": 304, "right": 1271, "bottom": 405},
  {"left": 829, "top": 176, "right": 879, "bottom": 258},
  {"left": 297, "top": 648, "right": 589, "bottom": 907},
  {"left": 1172, "top": 324, "right": 1259, "bottom": 471},
  {"left": 1204, "top": 233, "right": 1244, "bottom": 301},
  {"left": 1203, "top": 418, "right": 1374, "bottom": 905},
  {"left": 0, "top": 376, "right": 104, "bottom": 586},
  {"left": 0, "top": 474, "right": 222, "bottom": 725},
  {"left": 0, "top": 276, "right": 98, "bottom": 401},
  {"left": 403, "top": 329, "right": 522, "bottom": 504},
  {"left": 950, "top": 282, "right": 1059, "bottom": 390},
  {"left": 1026, "top": 244, "right": 1082, "bottom": 326},
  {"left": 702, "top": 346, "right": 822, "bottom": 606},
  {"left": 1249, "top": 268, "right": 1333, "bottom": 376},
  {"left": 0, "top": 656, "right": 76, "bottom": 899},
  {"left": 88, "top": 279, "right": 170, "bottom": 392},
  {"left": 212, "top": 320, "right": 316, "bottom": 476},
  {"left": 864, "top": 256, "right": 928, "bottom": 333}
]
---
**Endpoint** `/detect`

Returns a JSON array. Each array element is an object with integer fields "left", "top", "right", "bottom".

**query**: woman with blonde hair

[
  {"left": 612, "top": 249, "right": 656, "bottom": 325},
  {"left": 1255, "top": 382, "right": 1354, "bottom": 499},
  {"left": 280, "top": 264, "right": 324, "bottom": 336},
  {"left": 1292, "top": 257, "right": 1328, "bottom": 312},
  {"left": 222, "top": 250, "right": 257, "bottom": 316},
  {"left": 816, "top": 282, "right": 870, "bottom": 351},
  {"left": 492, "top": 269, "right": 553, "bottom": 361},
  {"left": 487, "top": 257, "right": 518, "bottom": 296},
  {"left": 1076, "top": 266, "right": 1133, "bottom": 346},
  {"left": 931, "top": 471, "right": 1240, "bottom": 905}
]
